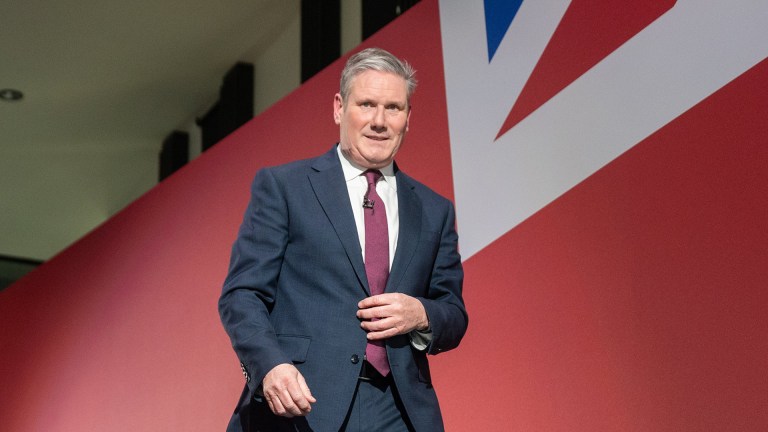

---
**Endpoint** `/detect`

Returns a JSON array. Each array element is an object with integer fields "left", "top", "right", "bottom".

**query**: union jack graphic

[{"left": 441, "top": 0, "right": 768, "bottom": 258}]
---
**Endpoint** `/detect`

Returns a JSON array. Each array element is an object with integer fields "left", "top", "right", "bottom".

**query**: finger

[
  {"left": 282, "top": 373, "right": 315, "bottom": 415},
  {"left": 267, "top": 391, "right": 293, "bottom": 417},
  {"left": 286, "top": 386, "right": 311, "bottom": 414},
  {"left": 297, "top": 372, "right": 317, "bottom": 404},
  {"left": 363, "top": 318, "right": 397, "bottom": 333},
  {"left": 361, "top": 316, "right": 395, "bottom": 331},
  {"left": 275, "top": 387, "right": 304, "bottom": 417},
  {"left": 357, "top": 305, "right": 391, "bottom": 321},
  {"left": 358, "top": 293, "right": 395, "bottom": 309},
  {"left": 366, "top": 327, "right": 400, "bottom": 340},
  {"left": 364, "top": 315, "right": 414, "bottom": 338},
  {"left": 265, "top": 394, "right": 276, "bottom": 414}
]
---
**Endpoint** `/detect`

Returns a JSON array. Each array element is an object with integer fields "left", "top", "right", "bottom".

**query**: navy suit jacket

[{"left": 219, "top": 146, "right": 467, "bottom": 431}]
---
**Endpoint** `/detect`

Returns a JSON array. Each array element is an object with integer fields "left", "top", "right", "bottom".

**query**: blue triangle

[{"left": 484, "top": 0, "right": 524, "bottom": 62}]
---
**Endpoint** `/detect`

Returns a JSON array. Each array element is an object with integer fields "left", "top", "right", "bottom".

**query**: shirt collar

[{"left": 336, "top": 144, "right": 396, "bottom": 188}]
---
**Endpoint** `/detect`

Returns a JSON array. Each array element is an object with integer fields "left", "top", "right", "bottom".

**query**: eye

[{"left": 360, "top": 101, "right": 374, "bottom": 108}]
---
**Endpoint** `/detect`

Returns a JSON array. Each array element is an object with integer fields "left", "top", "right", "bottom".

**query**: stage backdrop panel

[{"left": 1, "top": 1, "right": 766, "bottom": 430}]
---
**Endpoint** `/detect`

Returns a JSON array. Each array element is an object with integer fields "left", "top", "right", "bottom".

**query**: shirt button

[{"left": 350, "top": 354, "right": 360, "bottom": 364}]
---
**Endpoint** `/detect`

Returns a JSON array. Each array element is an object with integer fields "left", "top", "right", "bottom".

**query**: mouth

[{"left": 364, "top": 134, "right": 389, "bottom": 141}]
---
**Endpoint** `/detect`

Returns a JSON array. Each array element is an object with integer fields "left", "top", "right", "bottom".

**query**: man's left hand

[{"left": 357, "top": 293, "right": 429, "bottom": 340}]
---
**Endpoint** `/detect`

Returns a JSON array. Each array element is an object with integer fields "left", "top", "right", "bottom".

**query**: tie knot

[{"left": 364, "top": 169, "right": 382, "bottom": 185}]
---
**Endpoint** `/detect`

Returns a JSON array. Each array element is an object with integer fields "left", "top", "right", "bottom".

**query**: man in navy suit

[{"left": 219, "top": 47, "right": 467, "bottom": 431}]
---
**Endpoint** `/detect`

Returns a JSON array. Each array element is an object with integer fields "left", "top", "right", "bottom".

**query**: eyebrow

[{"left": 357, "top": 97, "right": 405, "bottom": 108}]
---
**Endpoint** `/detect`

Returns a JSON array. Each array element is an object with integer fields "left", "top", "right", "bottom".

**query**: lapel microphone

[{"left": 363, "top": 197, "right": 375, "bottom": 209}]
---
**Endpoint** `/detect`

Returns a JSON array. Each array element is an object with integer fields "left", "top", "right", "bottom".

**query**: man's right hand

[{"left": 261, "top": 363, "right": 316, "bottom": 417}]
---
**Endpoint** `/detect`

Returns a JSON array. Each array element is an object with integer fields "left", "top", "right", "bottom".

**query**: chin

[
  {"left": 366, "top": 147, "right": 397, "bottom": 160},
  {"left": 365, "top": 154, "right": 393, "bottom": 166}
]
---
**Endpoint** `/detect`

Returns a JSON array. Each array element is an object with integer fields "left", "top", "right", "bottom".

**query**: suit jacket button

[{"left": 351, "top": 354, "right": 360, "bottom": 364}]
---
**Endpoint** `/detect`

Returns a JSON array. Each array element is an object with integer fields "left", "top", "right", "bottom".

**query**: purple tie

[{"left": 363, "top": 170, "right": 390, "bottom": 376}]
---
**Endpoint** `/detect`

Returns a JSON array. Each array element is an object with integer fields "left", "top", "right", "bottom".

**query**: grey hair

[{"left": 339, "top": 47, "right": 417, "bottom": 104}]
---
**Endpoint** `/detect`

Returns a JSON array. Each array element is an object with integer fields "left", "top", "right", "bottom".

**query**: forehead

[{"left": 348, "top": 70, "right": 408, "bottom": 100}]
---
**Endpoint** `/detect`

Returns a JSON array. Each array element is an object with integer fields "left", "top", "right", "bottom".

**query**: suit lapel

[
  {"left": 308, "top": 150, "right": 423, "bottom": 296},
  {"left": 308, "top": 148, "right": 370, "bottom": 294},
  {"left": 387, "top": 170, "right": 421, "bottom": 293}
]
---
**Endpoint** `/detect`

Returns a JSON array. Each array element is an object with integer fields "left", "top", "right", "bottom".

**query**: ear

[
  {"left": 333, "top": 93, "right": 343, "bottom": 124},
  {"left": 405, "top": 106, "right": 412, "bottom": 132}
]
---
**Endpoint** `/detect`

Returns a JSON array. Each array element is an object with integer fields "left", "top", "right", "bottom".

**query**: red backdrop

[{"left": 1, "top": 1, "right": 766, "bottom": 430}]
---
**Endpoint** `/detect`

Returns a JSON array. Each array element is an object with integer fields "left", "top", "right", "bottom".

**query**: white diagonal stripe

[{"left": 441, "top": 0, "right": 768, "bottom": 259}]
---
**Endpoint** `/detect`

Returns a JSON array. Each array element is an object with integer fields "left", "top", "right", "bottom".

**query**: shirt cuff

[{"left": 409, "top": 328, "right": 433, "bottom": 351}]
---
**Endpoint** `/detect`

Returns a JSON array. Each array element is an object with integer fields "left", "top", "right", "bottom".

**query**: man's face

[{"left": 334, "top": 70, "right": 411, "bottom": 169}]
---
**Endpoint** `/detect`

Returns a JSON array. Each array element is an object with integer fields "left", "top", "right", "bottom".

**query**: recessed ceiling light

[{"left": 0, "top": 89, "right": 24, "bottom": 102}]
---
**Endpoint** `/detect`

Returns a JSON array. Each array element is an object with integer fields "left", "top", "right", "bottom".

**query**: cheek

[
  {"left": 393, "top": 124, "right": 408, "bottom": 138},
  {"left": 390, "top": 115, "right": 409, "bottom": 133}
]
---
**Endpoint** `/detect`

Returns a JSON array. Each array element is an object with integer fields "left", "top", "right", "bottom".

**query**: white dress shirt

[
  {"left": 337, "top": 145, "right": 432, "bottom": 350},
  {"left": 337, "top": 145, "right": 399, "bottom": 267}
]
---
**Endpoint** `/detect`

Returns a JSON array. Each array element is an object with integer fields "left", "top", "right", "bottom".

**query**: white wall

[{"left": 2, "top": 0, "right": 363, "bottom": 262}]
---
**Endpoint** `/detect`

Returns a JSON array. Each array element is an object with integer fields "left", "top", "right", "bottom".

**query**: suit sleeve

[
  {"left": 419, "top": 199, "right": 468, "bottom": 355},
  {"left": 218, "top": 168, "right": 292, "bottom": 393}
]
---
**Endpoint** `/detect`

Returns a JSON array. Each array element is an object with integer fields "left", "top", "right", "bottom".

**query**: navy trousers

[{"left": 340, "top": 368, "right": 415, "bottom": 432}]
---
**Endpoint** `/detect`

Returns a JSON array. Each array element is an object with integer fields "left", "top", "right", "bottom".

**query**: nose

[{"left": 370, "top": 106, "right": 386, "bottom": 131}]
